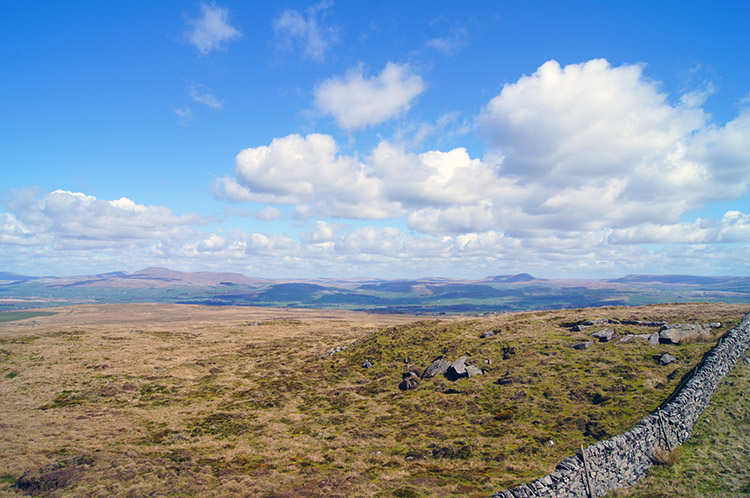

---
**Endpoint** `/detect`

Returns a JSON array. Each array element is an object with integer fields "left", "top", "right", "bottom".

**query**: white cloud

[
  {"left": 314, "top": 62, "right": 424, "bottom": 130},
  {"left": 609, "top": 211, "right": 750, "bottom": 244},
  {"left": 255, "top": 206, "right": 281, "bottom": 221},
  {"left": 186, "top": 3, "right": 241, "bottom": 55},
  {"left": 189, "top": 84, "right": 224, "bottom": 109},
  {"left": 3, "top": 189, "right": 204, "bottom": 248},
  {"left": 272, "top": 1, "right": 338, "bottom": 62}
]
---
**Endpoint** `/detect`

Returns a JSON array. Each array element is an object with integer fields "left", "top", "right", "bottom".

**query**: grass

[
  {"left": 607, "top": 351, "right": 750, "bottom": 498},
  {"left": 0, "top": 311, "right": 57, "bottom": 323},
  {"left": 0, "top": 302, "right": 747, "bottom": 498}
]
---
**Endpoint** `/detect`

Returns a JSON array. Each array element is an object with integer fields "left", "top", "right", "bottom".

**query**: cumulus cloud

[
  {"left": 2, "top": 189, "right": 204, "bottom": 248},
  {"left": 273, "top": 1, "right": 338, "bottom": 62},
  {"left": 314, "top": 62, "right": 424, "bottom": 130},
  {"left": 186, "top": 3, "right": 241, "bottom": 55}
]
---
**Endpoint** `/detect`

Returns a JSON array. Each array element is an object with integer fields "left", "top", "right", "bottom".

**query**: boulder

[
  {"left": 422, "top": 358, "right": 451, "bottom": 378},
  {"left": 480, "top": 330, "right": 496, "bottom": 339},
  {"left": 446, "top": 356, "right": 468, "bottom": 380},
  {"left": 659, "top": 353, "right": 677, "bottom": 366},
  {"left": 659, "top": 323, "right": 710, "bottom": 344},
  {"left": 648, "top": 334, "right": 660, "bottom": 345},
  {"left": 465, "top": 365, "right": 483, "bottom": 377},
  {"left": 398, "top": 372, "right": 420, "bottom": 390},
  {"left": 592, "top": 328, "right": 616, "bottom": 342},
  {"left": 362, "top": 360, "right": 373, "bottom": 369},
  {"left": 617, "top": 334, "right": 634, "bottom": 344}
]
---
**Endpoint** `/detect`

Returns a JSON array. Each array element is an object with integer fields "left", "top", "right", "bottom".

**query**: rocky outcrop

[{"left": 659, "top": 323, "right": 711, "bottom": 344}]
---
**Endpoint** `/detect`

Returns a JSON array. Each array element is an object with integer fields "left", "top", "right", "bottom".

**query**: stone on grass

[
  {"left": 465, "top": 365, "right": 483, "bottom": 377},
  {"left": 659, "top": 353, "right": 677, "bottom": 366},
  {"left": 592, "top": 328, "right": 616, "bottom": 342},
  {"left": 659, "top": 323, "right": 710, "bottom": 344},
  {"left": 446, "top": 356, "right": 468, "bottom": 381},
  {"left": 362, "top": 360, "right": 373, "bottom": 369},
  {"left": 423, "top": 358, "right": 451, "bottom": 378}
]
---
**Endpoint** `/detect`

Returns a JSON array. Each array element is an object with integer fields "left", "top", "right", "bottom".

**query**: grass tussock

[
  {"left": 0, "top": 302, "right": 747, "bottom": 498},
  {"left": 651, "top": 446, "right": 681, "bottom": 466}
]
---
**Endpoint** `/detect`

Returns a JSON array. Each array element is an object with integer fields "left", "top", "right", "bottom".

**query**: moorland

[{"left": 1, "top": 301, "right": 748, "bottom": 497}]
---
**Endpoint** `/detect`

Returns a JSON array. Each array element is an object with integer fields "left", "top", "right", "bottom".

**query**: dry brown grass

[
  {"left": 0, "top": 302, "right": 747, "bottom": 498},
  {"left": 651, "top": 446, "right": 681, "bottom": 466}
]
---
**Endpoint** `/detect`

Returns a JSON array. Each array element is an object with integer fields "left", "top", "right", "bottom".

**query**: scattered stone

[
  {"left": 571, "top": 324, "right": 590, "bottom": 332},
  {"left": 659, "top": 323, "right": 711, "bottom": 344},
  {"left": 648, "top": 334, "right": 660, "bottom": 346},
  {"left": 446, "top": 356, "right": 468, "bottom": 381},
  {"left": 423, "top": 358, "right": 451, "bottom": 379},
  {"left": 592, "top": 328, "right": 617, "bottom": 342},
  {"left": 480, "top": 330, "right": 497, "bottom": 339},
  {"left": 572, "top": 341, "right": 594, "bottom": 350},
  {"left": 398, "top": 372, "right": 420, "bottom": 390},
  {"left": 362, "top": 360, "right": 373, "bottom": 369},
  {"left": 618, "top": 334, "right": 634, "bottom": 344},
  {"left": 706, "top": 322, "right": 722, "bottom": 329},
  {"left": 546, "top": 440, "right": 555, "bottom": 448},
  {"left": 659, "top": 353, "right": 677, "bottom": 366},
  {"left": 466, "top": 365, "right": 483, "bottom": 377}
]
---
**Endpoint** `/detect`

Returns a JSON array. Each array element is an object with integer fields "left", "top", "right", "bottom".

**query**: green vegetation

[
  {"left": 0, "top": 311, "right": 57, "bottom": 323},
  {"left": 609, "top": 354, "right": 750, "bottom": 498}
]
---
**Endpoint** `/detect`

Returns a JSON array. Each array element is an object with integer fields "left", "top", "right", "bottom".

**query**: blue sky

[{"left": 1, "top": 1, "right": 749, "bottom": 279}]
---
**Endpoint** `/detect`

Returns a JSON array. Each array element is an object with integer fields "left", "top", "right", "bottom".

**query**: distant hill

[{"left": 1, "top": 268, "right": 749, "bottom": 313}]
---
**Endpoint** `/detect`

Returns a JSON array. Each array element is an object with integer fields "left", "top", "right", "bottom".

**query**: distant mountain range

[{"left": 1, "top": 268, "right": 749, "bottom": 314}]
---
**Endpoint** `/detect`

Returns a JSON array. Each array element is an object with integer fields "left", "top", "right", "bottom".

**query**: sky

[{"left": 1, "top": 1, "right": 749, "bottom": 279}]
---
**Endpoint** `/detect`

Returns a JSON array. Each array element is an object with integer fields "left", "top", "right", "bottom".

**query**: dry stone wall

[{"left": 492, "top": 313, "right": 750, "bottom": 498}]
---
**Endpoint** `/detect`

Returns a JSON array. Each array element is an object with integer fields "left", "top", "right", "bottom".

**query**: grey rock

[
  {"left": 592, "top": 328, "right": 617, "bottom": 342},
  {"left": 648, "top": 334, "right": 660, "bottom": 345},
  {"left": 480, "top": 330, "right": 496, "bottom": 339},
  {"left": 571, "top": 324, "right": 590, "bottom": 332},
  {"left": 446, "top": 356, "right": 468, "bottom": 380},
  {"left": 618, "top": 334, "right": 635, "bottom": 343},
  {"left": 451, "top": 356, "right": 468, "bottom": 375},
  {"left": 572, "top": 341, "right": 594, "bottom": 350},
  {"left": 659, "top": 323, "right": 710, "bottom": 344},
  {"left": 362, "top": 360, "right": 373, "bottom": 369},
  {"left": 659, "top": 353, "right": 677, "bottom": 365},
  {"left": 466, "top": 365, "right": 483, "bottom": 377},
  {"left": 423, "top": 358, "right": 451, "bottom": 378},
  {"left": 707, "top": 322, "right": 722, "bottom": 329}
]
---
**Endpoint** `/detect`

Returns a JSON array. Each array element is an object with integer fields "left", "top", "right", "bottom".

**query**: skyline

[{"left": 2, "top": 1, "right": 749, "bottom": 279}]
